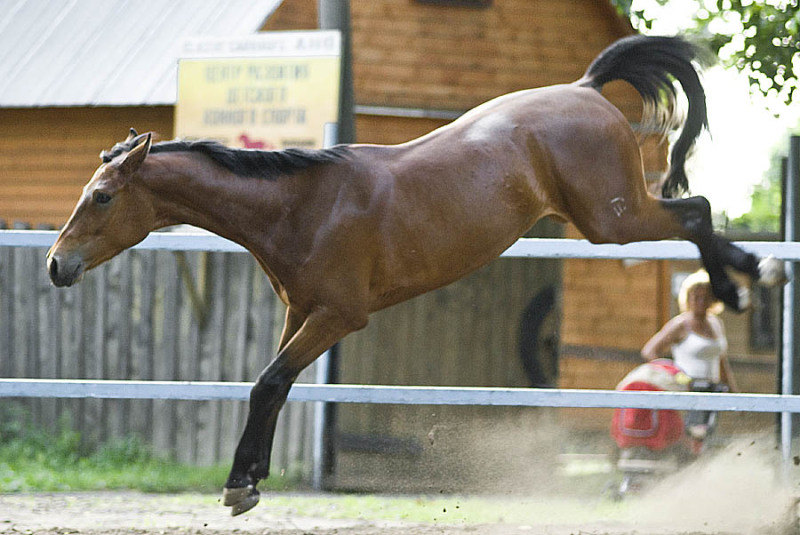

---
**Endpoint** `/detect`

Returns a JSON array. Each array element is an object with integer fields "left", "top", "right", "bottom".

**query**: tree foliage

[
  {"left": 611, "top": 0, "right": 800, "bottom": 104},
  {"left": 729, "top": 167, "right": 783, "bottom": 232},
  {"left": 729, "top": 127, "right": 800, "bottom": 233}
]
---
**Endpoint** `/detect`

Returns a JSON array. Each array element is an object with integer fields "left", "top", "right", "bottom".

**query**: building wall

[
  {"left": 0, "top": 107, "right": 174, "bottom": 226},
  {"left": 349, "top": 1, "right": 632, "bottom": 111},
  {"left": 3, "top": 1, "right": 647, "bottom": 225},
  {"left": 266, "top": 0, "right": 640, "bottom": 116},
  {"left": 558, "top": 258, "right": 780, "bottom": 434}
]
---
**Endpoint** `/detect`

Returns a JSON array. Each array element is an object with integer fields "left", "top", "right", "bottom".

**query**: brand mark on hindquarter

[{"left": 610, "top": 197, "right": 627, "bottom": 217}]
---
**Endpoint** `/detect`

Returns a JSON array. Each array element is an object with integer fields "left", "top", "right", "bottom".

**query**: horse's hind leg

[
  {"left": 658, "top": 196, "right": 748, "bottom": 310},
  {"left": 661, "top": 195, "right": 785, "bottom": 311},
  {"left": 579, "top": 192, "right": 783, "bottom": 312}
]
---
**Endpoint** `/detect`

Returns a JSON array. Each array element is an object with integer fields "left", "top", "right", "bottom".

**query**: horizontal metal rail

[
  {"left": 2, "top": 230, "right": 797, "bottom": 413},
  {"left": 2, "top": 229, "right": 800, "bottom": 260},
  {"left": 1, "top": 379, "right": 799, "bottom": 413}
]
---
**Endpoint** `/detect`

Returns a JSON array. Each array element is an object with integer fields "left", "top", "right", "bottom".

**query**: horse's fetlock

[
  {"left": 691, "top": 195, "right": 711, "bottom": 213},
  {"left": 225, "top": 471, "right": 254, "bottom": 490},
  {"left": 252, "top": 460, "right": 271, "bottom": 480},
  {"left": 710, "top": 278, "right": 741, "bottom": 312}
]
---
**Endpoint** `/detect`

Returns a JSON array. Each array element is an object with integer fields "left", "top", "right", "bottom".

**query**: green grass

[
  {"left": 0, "top": 416, "right": 643, "bottom": 530},
  {"left": 0, "top": 434, "right": 227, "bottom": 493},
  {"left": 0, "top": 412, "right": 298, "bottom": 494}
]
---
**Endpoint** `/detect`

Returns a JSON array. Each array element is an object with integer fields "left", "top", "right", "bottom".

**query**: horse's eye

[{"left": 94, "top": 192, "right": 112, "bottom": 205}]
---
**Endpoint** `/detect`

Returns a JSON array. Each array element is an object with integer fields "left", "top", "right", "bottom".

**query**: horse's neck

[{"left": 149, "top": 153, "right": 283, "bottom": 247}]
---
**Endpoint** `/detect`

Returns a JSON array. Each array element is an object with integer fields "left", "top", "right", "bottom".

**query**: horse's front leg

[{"left": 222, "top": 306, "right": 360, "bottom": 515}]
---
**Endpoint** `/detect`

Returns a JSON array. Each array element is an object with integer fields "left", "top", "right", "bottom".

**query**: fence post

[
  {"left": 782, "top": 135, "right": 800, "bottom": 465},
  {"left": 311, "top": 3, "right": 352, "bottom": 486}
]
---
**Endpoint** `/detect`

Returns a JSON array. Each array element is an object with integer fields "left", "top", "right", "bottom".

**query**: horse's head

[{"left": 47, "top": 129, "right": 158, "bottom": 287}]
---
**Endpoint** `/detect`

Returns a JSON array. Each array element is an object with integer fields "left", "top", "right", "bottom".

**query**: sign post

[
  {"left": 175, "top": 31, "right": 342, "bottom": 489},
  {"left": 176, "top": 31, "right": 341, "bottom": 149}
]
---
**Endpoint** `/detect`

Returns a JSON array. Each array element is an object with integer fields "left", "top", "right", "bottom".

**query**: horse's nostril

[{"left": 49, "top": 257, "right": 59, "bottom": 280}]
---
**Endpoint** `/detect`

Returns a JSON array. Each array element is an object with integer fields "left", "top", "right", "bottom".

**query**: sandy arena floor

[
  {"left": 0, "top": 487, "right": 795, "bottom": 535},
  {"left": 1, "top": 437, "right": 797, "bottom": 534}
]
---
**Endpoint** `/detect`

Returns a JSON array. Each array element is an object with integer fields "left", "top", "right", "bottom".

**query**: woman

[{"left": 641, "top": 269, "right": 738, "bottom": 442}]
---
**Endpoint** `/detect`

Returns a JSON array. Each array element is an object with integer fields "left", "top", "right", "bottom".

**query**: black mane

[{"left": 101, "top": 135, "right": 350, "bottom": 180}]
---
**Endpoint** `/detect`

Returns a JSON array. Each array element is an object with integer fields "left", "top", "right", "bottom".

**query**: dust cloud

[{"left": 628, "top": 435, "right": 795, "bottom": 534}]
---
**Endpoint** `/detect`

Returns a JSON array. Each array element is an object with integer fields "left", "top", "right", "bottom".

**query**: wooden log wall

[
  {"left": 0, "top": 233, "right": 317, "bottom": 474},
  {"left": 0, "top": 107, "right": 174, "bottom": 227},
  {"left": 265, "top": 0, "right": 639, "bottom": 117},
  {"left": 353, "top": 1, "right": 632, "bottom": 111}
]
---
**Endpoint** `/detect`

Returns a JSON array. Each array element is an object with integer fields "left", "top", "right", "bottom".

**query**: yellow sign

[{"left": 175, "top": 31, "right": 341, "bottom": 149}]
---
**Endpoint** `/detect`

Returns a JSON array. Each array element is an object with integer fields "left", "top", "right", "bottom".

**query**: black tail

[{"left": 579, "top": 35, "right": 714, "bottom": 199}]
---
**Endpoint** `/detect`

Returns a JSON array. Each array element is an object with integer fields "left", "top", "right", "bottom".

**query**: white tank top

[{"left": 671, "top": 323, "right": 727, "bottom": 382}]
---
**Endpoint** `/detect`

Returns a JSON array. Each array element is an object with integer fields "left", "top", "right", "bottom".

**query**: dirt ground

[
  {"left": 1, "top": 436, "right": 798, "bottom": 535},
  {"left": 0, "top": 487, "right": 795, "bottom": 535},
  {"left": 0, "top": 491, "right": 603, "bottom": 535}
]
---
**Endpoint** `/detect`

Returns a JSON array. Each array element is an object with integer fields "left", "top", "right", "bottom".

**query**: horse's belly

[{"left": 368, "top": 211, "right": 539, "bottom": 312}]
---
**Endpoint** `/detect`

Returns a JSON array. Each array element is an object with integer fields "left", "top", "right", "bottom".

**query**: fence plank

[
  {"left": 0, "top": 244, "right": 13, "bottom": 378},
  {"left": 119, "top": 252, "right": 134, "bottom": 438},
  {"left": 93, "top": 264, "right": 109, "bottom": 443},
  {"left": 39, "top": 252, "right": 59, "bottom": 430},
  {"left": 64, "top": 282, "right": 84, "bottom": 435},
  {"left": 175, "top": 252, "right": 201, "bottom": 464},
  {"left": 1, "top": 239, "right": 307, "bottom": 467},
  {"left": 20, "top": 244, "right": 42, "bottom": 424},
  {"left": 131, "top": 251, "right": 155, "bottom": 441},
  {"left": 76, "top": 271, "right": 93, "bottom": 447},
  {"left": 153, "top": 252, "right": 181, "bottom": 457},
  {"left": 197, "top": 252, "right": 227, "bottom": 465}
]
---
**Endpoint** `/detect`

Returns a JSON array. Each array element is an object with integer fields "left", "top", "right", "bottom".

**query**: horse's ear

[
  {"left": 119, "top": 133, "right": 151, "bottom": 175},
  {"left": 125, "top": 128, "right": 138, "bottom": 142}
]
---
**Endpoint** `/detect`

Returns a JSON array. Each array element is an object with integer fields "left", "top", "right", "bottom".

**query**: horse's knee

[
  {"left": 684, "top": 197, "right": 712, "bottom": 235},
  {"left": 250, "top": 371, "right": 294, "bottom": 407}
]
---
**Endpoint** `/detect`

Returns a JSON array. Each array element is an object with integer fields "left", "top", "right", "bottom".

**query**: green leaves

[{"left": 610, "top": 0, "right": 800, "bottom": 103}]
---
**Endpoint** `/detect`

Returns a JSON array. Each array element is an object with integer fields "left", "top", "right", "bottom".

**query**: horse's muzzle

[{"left": 47, "top": 253, "right": 84, "bottom": 287}]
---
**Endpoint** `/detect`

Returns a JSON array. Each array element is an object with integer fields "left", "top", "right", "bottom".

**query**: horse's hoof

[
  {"left": 222, "top": 485, "right": 260, "bottom": 516},
  {"left": 758, "top": 255, "right": 788, "bottom": 286}
]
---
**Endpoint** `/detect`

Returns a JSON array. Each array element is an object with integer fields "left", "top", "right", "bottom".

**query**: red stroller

[{"left": 611, "top": 359, "right": 690, "bottom": 498}]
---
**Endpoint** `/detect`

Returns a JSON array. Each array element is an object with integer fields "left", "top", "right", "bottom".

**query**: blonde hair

[{"left": 678, "top": 269, "right": 724, "bottom": 315}]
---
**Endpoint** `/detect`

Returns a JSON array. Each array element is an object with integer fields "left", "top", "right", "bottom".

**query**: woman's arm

[
  {"left": 720, "top": 355, "right": 739, "bottom": 393},
  {"left": 712, "top": 316, "right": 738, "bottom": 392},
  {"left": 641, "top": 315, "right": 686, "bottom": 361}
]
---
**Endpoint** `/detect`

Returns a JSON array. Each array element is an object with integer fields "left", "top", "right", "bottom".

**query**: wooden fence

[{"left": 0, "top": 231, "right": 318, "bottom": 474}]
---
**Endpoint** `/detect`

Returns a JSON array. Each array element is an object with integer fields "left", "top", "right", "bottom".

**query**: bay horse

[{"left": 46, "top": 35, "right": 784, "bottom": 515}]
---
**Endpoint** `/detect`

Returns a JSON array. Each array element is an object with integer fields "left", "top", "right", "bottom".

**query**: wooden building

[{"left": 1, "top": 0, "right": 644, "bottom": 226}]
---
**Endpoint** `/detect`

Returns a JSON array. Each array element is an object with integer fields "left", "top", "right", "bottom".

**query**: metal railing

[{"left": 1, "top": 229, "right": 798, "bottom": 471}]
